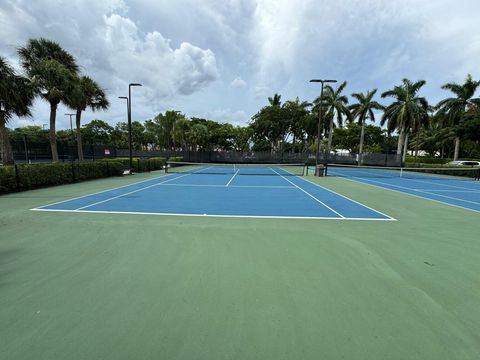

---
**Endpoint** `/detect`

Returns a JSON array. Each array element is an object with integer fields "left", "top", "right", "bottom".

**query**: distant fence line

[{"left": 9, "top": 139, "right": 402, "bottom": 167}]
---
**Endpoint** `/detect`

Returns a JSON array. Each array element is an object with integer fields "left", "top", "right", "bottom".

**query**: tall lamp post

[
  {"left": 128, "top": 83, "right": 142, "bottom": 171},
  {"left": 309, "top": 79, "right": 337, "bottom": 168},
  {"left": 65, "top": 113, "right": 76, "bottom": 160}
]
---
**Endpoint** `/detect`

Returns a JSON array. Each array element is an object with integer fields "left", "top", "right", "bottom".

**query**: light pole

[
  {"left": 128, "top": 83, "right": 142, "bottom": 171},
  {"left": 65, "top": 113, "right": 75, "bottom": 140},
  {"left": 65, "top": 113, "right": 76, "bottom": 160},
  {"left": 309, "top": 79, "right": 337, "bottom": 168}
]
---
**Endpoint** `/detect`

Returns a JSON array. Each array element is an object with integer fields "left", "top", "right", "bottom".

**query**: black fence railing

[{"left": 8, "top": 139, "right": 402, "bottom": 167}]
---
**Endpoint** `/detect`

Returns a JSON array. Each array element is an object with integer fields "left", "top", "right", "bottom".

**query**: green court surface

[{"left": 1, "top": 170, "right": 479, "bottom": 360}]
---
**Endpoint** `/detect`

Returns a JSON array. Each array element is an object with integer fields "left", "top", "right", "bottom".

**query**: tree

[
  {"left": 81, "top": 119, "right": 114, "bottom": 145},
  {"left": 283, "top": 97, "right": 311, "bottom": 151},
  {"left": 436, "top": 74, "right": 480, "bottom": 160},
  {"left": 0, "top": 56, "right": 35, "bottom": 164},
  {"left": 189, "top": 123, "right": 208, "bottom": 150},
  {"left": 316, "top": 81, "right": 352, "bottom": 154},
  {"left": 111, "top": 122, "right": 129, "bottom": 148},
  {"left": 457, "top": 110, "right": 480, "bottom": 143},
  {"left": 250, "top": 95, "right": 290, "bottom": 153},
  {"left": 409, "top": 117, "right": 453, "bottom": 158},
  {"left": 66, "top": 76, "right": 109, "bottom": 160},
  {"left": 174, "top": 118, "right": 191, "bottom": 151},
  {"left": 268, "top": 93, "right": 282, "bottom": 106},
  {"left": 18, "top": 38, "right": 79, "bottom": 162},
  {"left": 232, "top": 126, "right": 253, "bottom": 151},
  {"left": 332, "top": 123, "right": 389, "bottom": 154},
  {"left": 381, "top": 79, "right": 429, "bottom": 163},
  {"left": 349, "top": 89, "right": 383, "bottom": 164}
]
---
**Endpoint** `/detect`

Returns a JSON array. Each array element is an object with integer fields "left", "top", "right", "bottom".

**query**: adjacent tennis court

[
  {"left": 32, "top": 163, "right": 393, "bottom": 220},
  {"left": 326, "top": 164, "right": 480, "bottom": 212}
]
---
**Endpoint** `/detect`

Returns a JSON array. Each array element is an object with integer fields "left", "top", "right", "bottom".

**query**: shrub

[
  {"left": 0, "top": 166, "right": 17, "bottom": 193},
  {"left": 0, "top": 156, "right": 175, "bottom": 194}
]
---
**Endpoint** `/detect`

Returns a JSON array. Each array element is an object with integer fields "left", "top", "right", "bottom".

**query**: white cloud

[
  {"left": 102, "top": 13, "right": 219, "bottom": 100},
  {"left": 230, "top": 77, "right": 247, "bottom": 88},
  {"left": 203, "top": 108, "right": 249, "bottom": 126},
  {"left": 1, "top": 0, "right": 480, "bottom": 129}
]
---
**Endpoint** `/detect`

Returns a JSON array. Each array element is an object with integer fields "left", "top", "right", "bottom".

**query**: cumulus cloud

[
  {"left": 230, "top": 77, "right": 247, "bottom": 88},
  {"left": 203, "top": 108, "right": 249, "bottom": 126},
  {"left": 0, "top": 0, "right": 220, "bottom": 127},
  {"left": 1, "top": 0, "right": 480, "bottom": 129},
  {"left": 102, "top": 13, "right": 218, "bottom": 99}
]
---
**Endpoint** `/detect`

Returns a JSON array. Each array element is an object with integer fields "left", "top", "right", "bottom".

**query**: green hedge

[
  {"left": 0, "top": 158, "right": 165, "bottom": 194},
  {"left": 97, "top": 157, "right": 166, "bottom": 172},
  {"left": 405, "top": 155, "right": 480, "bottom": 165},
  {"left": 0, "top": 166, "right": 17, "bottom": 193}
]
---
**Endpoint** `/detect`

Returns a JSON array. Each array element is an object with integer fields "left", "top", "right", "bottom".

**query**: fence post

[
  {"left": 106, "top": 160, "right": 109, "bottom": 176},
  {"left": 137, "top": 158, "right": 140, "bottom": 172},
  {"left": 14, "top": 164, "right": 21, "bottom": 192}
]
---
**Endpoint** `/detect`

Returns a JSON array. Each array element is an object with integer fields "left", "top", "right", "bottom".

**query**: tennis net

[
  {"left": 326, "top": 164, "right": 480, "bottom": 181},
  {"left": 166, "top": 161, "right": 306, "bottom": 176}
]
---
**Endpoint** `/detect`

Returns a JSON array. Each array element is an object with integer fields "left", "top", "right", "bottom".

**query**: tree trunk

[
  {"left": 395, "top": 126, "right": 405, "bottom": 164},
  {"left": 49, "top": 101, "right": 59, "bottom": 162},
  {"left": 396, "top": 126, "right": 405, "bottom": 155},
  {"left": 327, "top": 117, "right": 334, "bottom": 154},
  {"left": 453, "top": 137, "right": 460, "bottom": 161},
  {"left": 76, "top": 109, "right": 84, "bottom": 161},
  {"left": 358, "top": 117, "right": 365, "bottom": 165},
  {"left": 414, "top": 131, "right": 420, "bottom": 164},
  {"left": 402, "top": 132, "right": 409, "bottom": 164},
  {"left": 0, "top": 113, "right": 14, "bottom": 165}
]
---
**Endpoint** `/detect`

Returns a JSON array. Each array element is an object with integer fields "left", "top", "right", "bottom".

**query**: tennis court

[
  {"left": 326, "top": 164, "right": 480, "bottom": 212},
  {"left": 2, "top": 164, "right": 480, "bottom": 360},
  {"left": 32, "top": 163, "right": 393, "bottom": 220}
]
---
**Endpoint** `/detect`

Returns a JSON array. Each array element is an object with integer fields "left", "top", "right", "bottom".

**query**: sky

[{"left": 1, "top": 0, "right": 480, "bottom": 130}]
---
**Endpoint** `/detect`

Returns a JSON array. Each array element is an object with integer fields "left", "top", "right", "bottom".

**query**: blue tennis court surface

[
  {"left": 32, "top": 166, "right": 393, "bottom": 221},
  {"left": 327, "top": 166, "right": 480, "bottom": 213}
]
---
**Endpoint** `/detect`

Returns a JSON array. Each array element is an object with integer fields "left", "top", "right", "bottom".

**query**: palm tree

[
  {"left": 381, "top": 79, "right": 429, "bottom": 163},
  {"left": 66, "top": 76, "right": 109, "bottom": 160},
  {"left": 18, "top": 38, "right": 79, "bottom": 162},
  {"left": 268, "top": 93, "right": 282, "bottom": 106},
  {"left": 436, "top": 74, "right": 480, "bottom": 160},
  {"left": 349, "top": 89, "right": 383, "bottom": 164},
  {"left": 410, "top": 116, "right": 453, "bottom": 158},
  {"left": 316, "top": 81, "right": 352, "bottom": 154},
  {"left": 0, "top": 56, "right": 35, "bottom": 165}
]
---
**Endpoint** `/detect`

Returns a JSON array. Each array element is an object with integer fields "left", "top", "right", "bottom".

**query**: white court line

[
  {"left": 413, "top": 189, "right": 480, "bottom": 193},
  {"left": 158, "top": 183, "right": 295, "bottom": 189},
  {"left": 34, "top": 170, "right": 178, "bottom": 209},
  {"left": 298, "top": 175, "right": 396, "bottom": 220},
  {"left": 353, "top": 177, "right": 480, "bottom": 206},
  {"left": 31, "top": 208, "right": 396, "bottom": 221},
  {"left": 329, "top": 169, "right": 480, "bottom": 191},
  {"left": 269, "top": 168, "right": 345, "bottom": 218},
  {"left": 73, "top": 166, "right": 213, "bottom": 211},
  {"left": 74, "top": 172, "right": 195, "bottom": 210},
  {"left": 392, "top": 176, "right": 480, "bottom": 191},
  {"left": 226, "top": 169, "right": 239, "bottom": 186},
  {"left": 337, "top": 176, "right": 480, "bottom": 214},
  {"left": 279, "top": 167, "right": 395, "bottom": 220}
]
